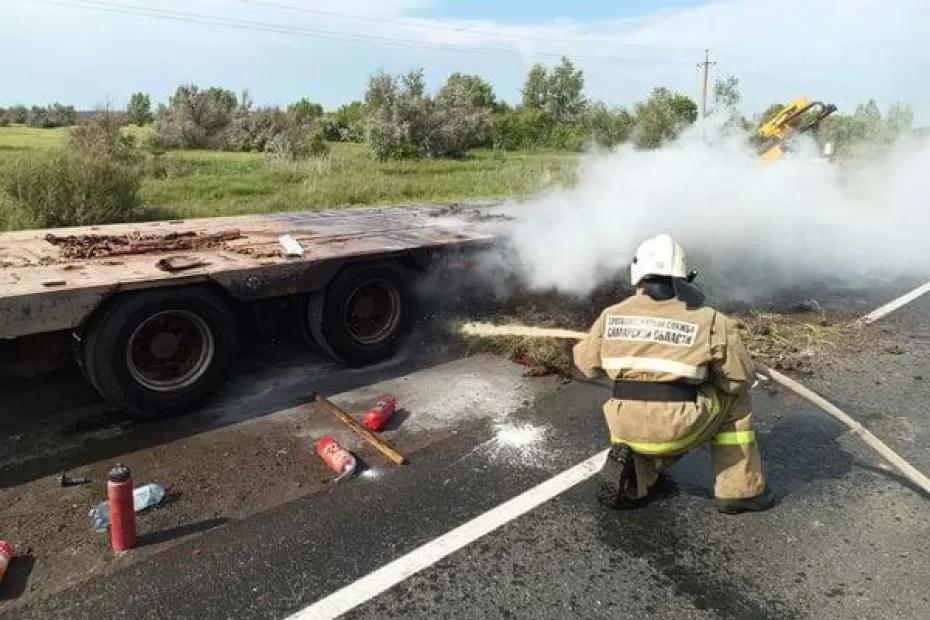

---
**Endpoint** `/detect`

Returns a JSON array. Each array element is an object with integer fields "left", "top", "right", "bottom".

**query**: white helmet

[{"left": 630, "top": 234, "right": 688, "bottom": 286}]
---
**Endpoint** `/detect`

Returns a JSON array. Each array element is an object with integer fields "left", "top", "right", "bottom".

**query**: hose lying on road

[
  {"left": 458, "top": 321, "right": 930, "bottom": 496},
  {"left": 754, "top": 364, "right": 930, "bottom": 494}
]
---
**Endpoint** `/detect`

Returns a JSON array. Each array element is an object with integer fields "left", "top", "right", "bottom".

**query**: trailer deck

[{"left": 0, "top": 205, "right": 502, "bottom": 339}]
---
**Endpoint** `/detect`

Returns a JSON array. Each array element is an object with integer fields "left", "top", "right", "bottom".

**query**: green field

[{"left": 0, "top": 125, "right": 578, "bottom": 225}]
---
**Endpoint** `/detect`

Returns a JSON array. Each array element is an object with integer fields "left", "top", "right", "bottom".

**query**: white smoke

[{"left": 502, "top": 125, "right": 930, "bottom": 301}]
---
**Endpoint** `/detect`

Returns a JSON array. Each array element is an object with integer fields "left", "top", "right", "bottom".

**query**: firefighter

[{"left": 573, "top": 234, "right": 774, "bottom": 514}]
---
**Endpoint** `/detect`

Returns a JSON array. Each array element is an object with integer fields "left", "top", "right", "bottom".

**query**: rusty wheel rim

[
  {"left": 127, "top": 310, "right": 214, "bottom": 391},
  {"left": 343, "top": 279, "right": 402, "bottom": 346}
]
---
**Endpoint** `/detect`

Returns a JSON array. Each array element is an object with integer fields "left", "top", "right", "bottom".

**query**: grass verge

[{"left": 0, "top": 126, "right": 578, "bottom": 228}]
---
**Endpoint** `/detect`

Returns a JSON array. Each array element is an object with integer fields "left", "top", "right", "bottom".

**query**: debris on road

[
  {"left": 738, "top": 310, "right": 852, "bottom": 373},
  {"left": 361, "top": 395, "right": 397, "bottom": 432},
  {"left": 0, "top": 541, "right": 13, "bottom": 583},
  {"left": 59, "top": 471, "right": 90, "bottom": 487},
  {"left": 89, "top": 479, "right": 167, "bottom": 533},
  {"left": 314, "top": 436, "right": 358, "bottom": 482},
  {"left": 454, "top": 296, "right": 855, "bottom": 378},
  {"left": 312, "top": 393, "right": 407, "bottom": 465}
]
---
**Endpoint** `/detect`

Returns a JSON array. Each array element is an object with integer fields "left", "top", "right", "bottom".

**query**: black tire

[
  {"left": 80, "top": 287, "right": 238, "bottom": 420},
  {"left": 305, "top": 262, "right": 416, "bottom": 366}
]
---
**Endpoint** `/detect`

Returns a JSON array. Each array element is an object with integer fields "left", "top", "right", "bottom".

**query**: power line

[
  {"left": 231, "top": 0, "right": 700, "bottom": 52},
  {"left": 23, "top": 0, "right": 695, "bottom": 67}
]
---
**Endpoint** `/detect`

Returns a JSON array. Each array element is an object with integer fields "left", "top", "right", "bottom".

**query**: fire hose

[{"left": 459, "top": 322, "right": 930, "bottom": 495}]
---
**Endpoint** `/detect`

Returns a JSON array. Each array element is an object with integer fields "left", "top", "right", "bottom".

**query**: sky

[{"left": 2, "top": 0, "right": 928, "bottom": 121}]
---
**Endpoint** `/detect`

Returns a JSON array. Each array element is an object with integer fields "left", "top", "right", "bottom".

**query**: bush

[
  {"left": 1, "top": 153, "right": 141, "bottom": 228},
  {"left": 227, "top": 107, "right": 329, "bottom": 160},
  {"left": 127, "top": 92, "right": 153, "bottom": 126},
  {"left": 364, "top": 69, "right": 491, "bottom": 160},
  {"left": 288, "top": 98, "right": 324, "bottom": 124},
  {"left": 227, "top": 107, "right": 281, "bottom": 152},
  {"left": 69, "top": 112, "right": 142, "bottom": 166},
  {"left": 0, "top": 193, "right": 36, "bottom": 231},
  {"left": 154, "top": 85, "right": 238, "bottom": 149},
  {"left": 321, "top": 101, "right": 365, "bottom": 142},
  {"left": 491, "top": 108, "right": 583, "bottom": 151},
  {"left": 266, "top": 124, "right": 329, "bottom": 161},
  {"left": 632, "top": 87, "right": 698, "bottom": 149},
  {"left": 0, "top": 111, "right": 143, "bottom": 228},
  {"left": 26, "top": 103, "right": 79, "bottom": 128},
  {"left": 5, "top": 105, "right": 28, "bottom": 124},
  {"left": 583, "top": 103, "right": 633, "bottom": 148}
]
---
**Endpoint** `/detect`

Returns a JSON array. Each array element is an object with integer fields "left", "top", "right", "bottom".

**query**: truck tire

[
  {"left": 80, "top": 287, "right": 238, "bottom": 420},
  {"left": 305, "top": 262, "right": 416, "bottom": 366}
]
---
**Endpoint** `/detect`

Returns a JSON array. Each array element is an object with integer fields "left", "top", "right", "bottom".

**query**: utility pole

[{"left": 697, "top": 49, "right": 716, "bottom": 119}]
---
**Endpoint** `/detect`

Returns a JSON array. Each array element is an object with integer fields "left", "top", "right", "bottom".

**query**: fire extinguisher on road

[
  {"left": 315, "top": 436, "right": 358, "bottom": 481},
  {"left": 362, "top": 395, "right": 397, "bottom": 432},
  {"left": 107, "top": 463, "right": 137, "bottom": 551}
]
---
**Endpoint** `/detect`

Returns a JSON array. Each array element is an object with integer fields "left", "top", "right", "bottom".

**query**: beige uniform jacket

[{"left": 573, "top": 292, "right": 754, "bottom": 454}]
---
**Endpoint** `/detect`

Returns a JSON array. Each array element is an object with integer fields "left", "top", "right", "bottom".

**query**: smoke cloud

[{"left": 501, "top": 126, "right": 930, "bottom": 302}]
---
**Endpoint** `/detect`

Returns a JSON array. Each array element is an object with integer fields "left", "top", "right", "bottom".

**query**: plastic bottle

[{"left": 90, "top": 482, "right": 167, "bottom": 532}]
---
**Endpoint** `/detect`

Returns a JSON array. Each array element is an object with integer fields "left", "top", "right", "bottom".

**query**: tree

[
  {"left": 365, "top": 70, "right": 399, "bottom": 109},
  {"left": 203, "top": 87, "right": 238, "bottom": 114},
  {"left": 126, "top": 92, "right": 153, "bottom": 126},
  {"left": 364, "top": 69, "right": 490, "bottom": 159},
  {"left": 545, "top": 57, "right": 586, "bottom": 121},
  {"left": 288, "top": 97, "right": 324, "bottom": 123},
  {"left": 711, "top": 76, "right": 741, "bottom": 113},
  {"left": 25, "top": 103, "right": 78, "bottom": 128},
  {"left": 757, "top": 103, "right": 785, "bottom": 126},
  {"left": 437, "top": 73, "right": 496, "bottom": 109},
  {"left": 520, "top": 58, "right": 586, "bottom": 121},
  {"left": 632, "top": 87, "right": 698, "bottom": 148},
  {"left": 156, "top": 85, "right": 238, "bottom": 149},
  {"left": 521, "top": 64, "right": 548, "bottom": 110},
  {"left": 321, "top": 101, "right": 365, "bottom": 142},
  {"left": 669, "top": 93, "right": 698, "bottom": 125},
  {"left": 584, "top": 102, "right": 633, "bottom": 148},
  {"left": 6, "top": 105, "right": 28, "bottom": 124},
  {"left": 884, "top": 102, "right": 914, "bottom": 139}
]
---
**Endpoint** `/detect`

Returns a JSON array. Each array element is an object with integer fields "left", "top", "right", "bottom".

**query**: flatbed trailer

[{"left": 0, "top": 205, "right": 501, "bottom": 418}]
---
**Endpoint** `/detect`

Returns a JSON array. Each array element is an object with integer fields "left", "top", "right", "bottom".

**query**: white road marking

[
  {"left": 287, "top": 449, "right": 609, "bottom": 619},
  {"left": 859, "top": 281, "right": 930, "bottom": 324}
]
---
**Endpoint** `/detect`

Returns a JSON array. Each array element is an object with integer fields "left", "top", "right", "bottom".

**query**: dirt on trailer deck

[{"left": 43, "top": 229, "right": 245, "bottom": 260}]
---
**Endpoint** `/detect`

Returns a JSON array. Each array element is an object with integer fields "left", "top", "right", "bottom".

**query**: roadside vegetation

[{"left": 0, "top": 58, "right": 918, "bottom": 230}]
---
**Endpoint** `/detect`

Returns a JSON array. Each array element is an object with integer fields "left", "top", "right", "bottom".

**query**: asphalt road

[{"left": 4, "top": 286, "right": 930, "bottom": 619}]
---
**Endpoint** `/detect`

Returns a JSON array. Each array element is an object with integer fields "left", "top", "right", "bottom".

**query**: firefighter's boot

[
  {"left": 715, "top": 488, "right": 775, "bottom": 514},
  {"left": 596, "top": 444, "right": 637, "bottom": 509}
]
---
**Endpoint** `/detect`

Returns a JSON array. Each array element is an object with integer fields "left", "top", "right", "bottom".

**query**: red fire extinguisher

[
  {"left": 0, "top": 540, "right": 13, "bottom": 584},
  {"left": 362, "top": 395, "right": 397, "bottom": 432},
  {"left": 315, "top": 436, "right": 357, "bottom": 481},
  {"left": 107, "top": 463, "right": 137, "bottom": 551}
]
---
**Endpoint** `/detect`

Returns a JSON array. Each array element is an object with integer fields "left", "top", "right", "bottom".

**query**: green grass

[
  {"left": 0, "top": 125, "right": 69, "bottom": 152},
  {"left": 0, "top": 126, "right": 579, "bottom": 226}
]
